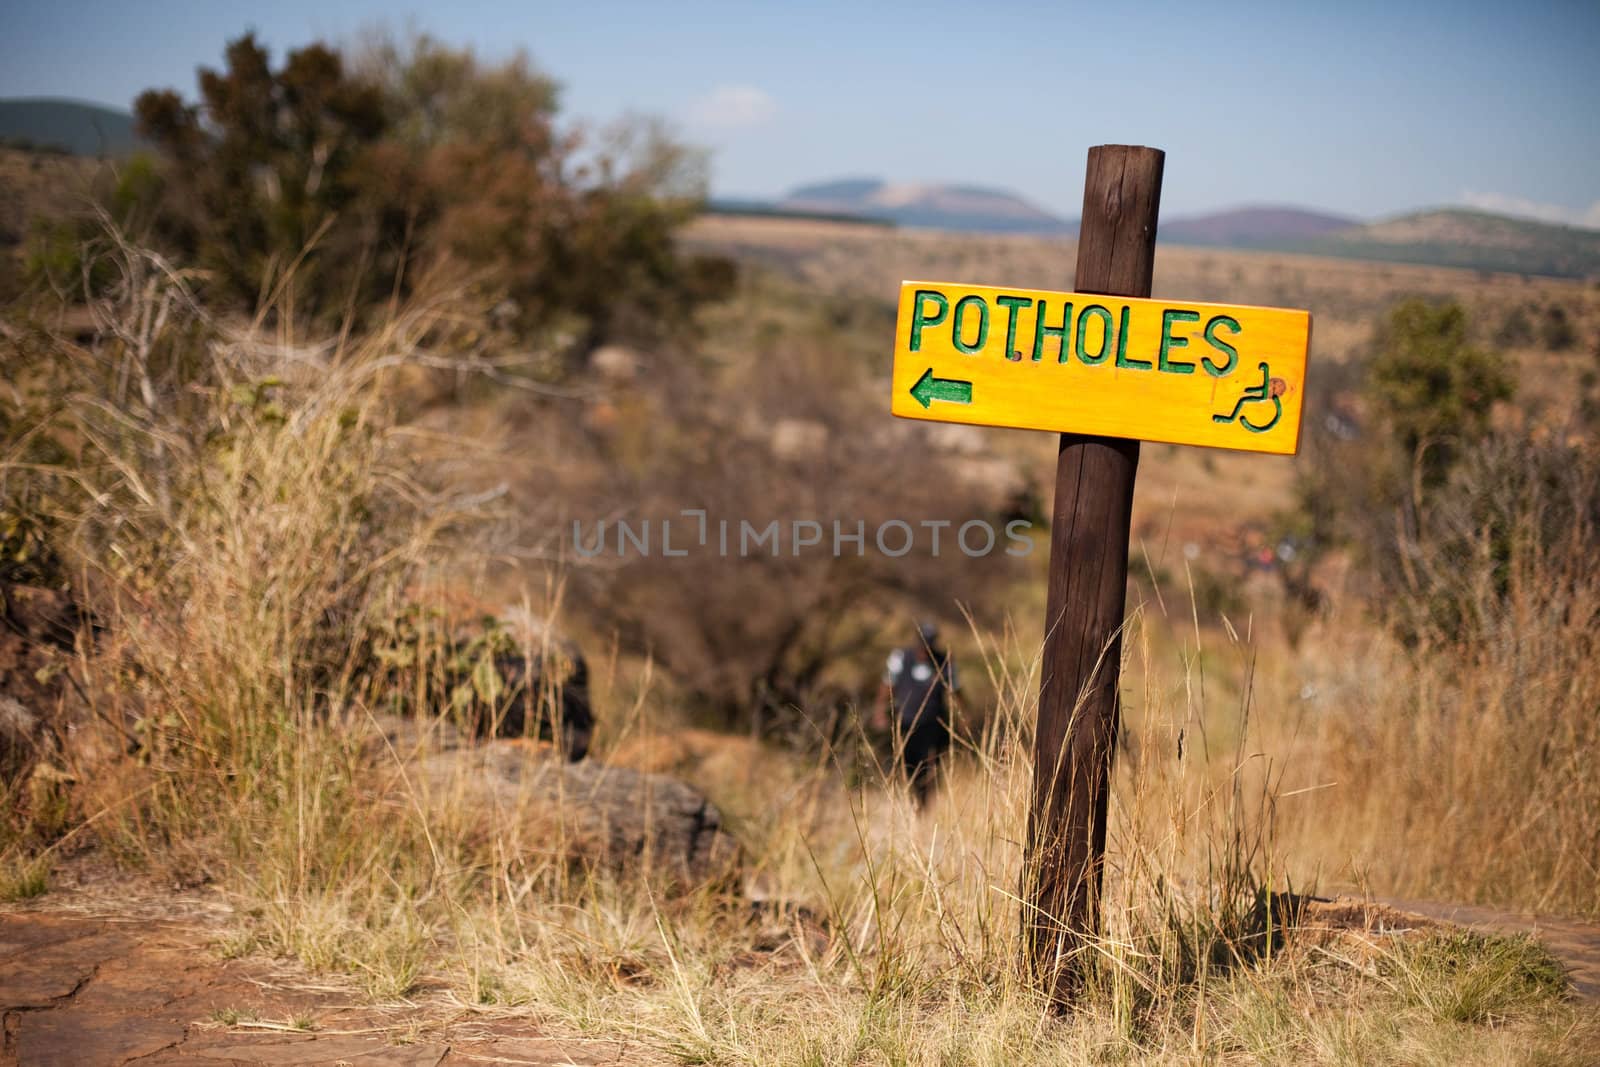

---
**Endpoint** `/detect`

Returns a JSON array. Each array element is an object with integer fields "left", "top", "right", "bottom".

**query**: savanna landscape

[{"left": 2, "top": 21, "right": 1600, "bottom": 1067}]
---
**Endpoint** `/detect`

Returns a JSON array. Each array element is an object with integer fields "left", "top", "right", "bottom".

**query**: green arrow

[{"left": 909, "top": 367, "right": 973, "bottom": 409}]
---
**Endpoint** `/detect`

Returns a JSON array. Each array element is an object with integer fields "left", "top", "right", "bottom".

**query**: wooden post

[{"left": 1024, "top": 144, "right": 1164, "bottom": 1005}]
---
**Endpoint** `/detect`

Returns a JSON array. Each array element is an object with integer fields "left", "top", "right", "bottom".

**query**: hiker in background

[{"left": 872, "top": 621, "right": 959, "bottom": 808}]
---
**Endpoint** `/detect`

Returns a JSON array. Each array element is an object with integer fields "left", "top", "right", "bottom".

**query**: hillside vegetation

[
  {"left": 3, "top": 31, "right": 1600, "bottom": 1067},
  {"left": 0, "top": 97, "right": 142, "bottom": 156},
  {"left": 9, "top": 90, "right": 1597, "bottom": 278},
  {"left": 1160, "top": 205, "right": 1356, "bottom": 247},
  {"left": 781, "top": 177, "right": 1074, "bottom": 233},
  {"left": 1302, "top": 208, "right": 1600, "bottom": 278}
]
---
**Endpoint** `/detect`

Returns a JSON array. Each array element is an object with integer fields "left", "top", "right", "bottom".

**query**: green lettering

[
  {"left": 1075, "top": 304, "right": 1113, "bottom": 365},
  {"left": 909, "top": 289, "right": 948, "bottom": 352},
  {"left": 1033, "top": 300, "right": 1072, "bottom": 362},
  {"left": 1202, "top": 315, "right": 1241, "bottom": 377},
  {"left": 1158, "top": 308, "right": 1200, "bottom": 374},
  {"left": 952, "top": 295, "right": 990, "bottom": 354},
  {"left": 1115, "top": 304, "right": 1151, "bottom": 370},
  {"left": 995, "top": 295, "right": 1031, "bottom": 361}
]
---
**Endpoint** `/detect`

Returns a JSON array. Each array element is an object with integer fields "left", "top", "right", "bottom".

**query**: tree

[
  {"left": 1279, "top": 299, "right": 1517, "bottom": 637},
  {"left": 134, "top": 35, "right": 390, "bottom": 312},
  {"left": 1366, "top": 299, "right": 1513, "bottom": 488},
  {"left": 127, "top": 33, "right": 730, "bottom": 353}
]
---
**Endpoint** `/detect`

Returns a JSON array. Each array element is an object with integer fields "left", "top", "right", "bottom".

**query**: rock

[
  {"left": 608, "top": 727, "right": 764, "bottom": 784},
  {"left": 947, "top": 455, "right": 1029, "bottom": 511},
  {"left": 0, "top": 583, "right": 80, "bottom": 647},
  {"left": 770, "top": 417, "right": 828, "bottom": 461},
  {"left": 360, "top": 710, "right": 468, "bottom": 761},
  {"left": 923, "top": 423, "right": 987, "bottom": 455},
  {"left": 365, "top": 715, "right": 741, "bottom": 888},
  {"left": 1, "top": 911, "right": 641, "bottom": 1065},
  {"left": 414, "top": 739, "right": 740, "bottom": 887},
  {"left": 0, "top": 694, "right": 41, "bottom": 786},
  {"left": 589, "top": 344, "right": 643, "bottom": 383},
  {"left": 0, "top": 582, "right": 92, "bottom": 786}
]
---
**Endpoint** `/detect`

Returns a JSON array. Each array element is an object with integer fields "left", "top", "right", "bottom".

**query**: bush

[
  {"left": 1493, "top": 304, "right": 1534, "bottom": 348},
  {"left": 560, "top": 309, "right": 1022, "bottom": 738},
  {"left": 1281, "top": 430, "right": 1600, "bottom": 913},
  {"left": 1283, "top": 299, "right": 1516, "bottom": 624},
  {"left": 1392, "top": 433, "right": 1599, "bottom": 642},
  {"left": 2, "top": 229, "right": 471, "bottom": 769},
  {"left": 1539, "top": 305, "right": 1576, "bottom": 351},
  {"left": 1366, "top": 299, "right": 1513, "bottom": 489},
  {"left": 122, "top": 33, "right": 729, "bottom": 353}
]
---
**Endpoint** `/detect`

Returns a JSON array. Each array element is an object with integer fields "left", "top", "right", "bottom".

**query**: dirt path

[
  {"left": 6, "top": 893, "right": 1599, "bottom": 1065},
  {"left": 1378, "top": 896, "right": 1600, "bottom": 1000},
  {"left": 0, "top": 909, "right": 659, "bottom": 1066}
]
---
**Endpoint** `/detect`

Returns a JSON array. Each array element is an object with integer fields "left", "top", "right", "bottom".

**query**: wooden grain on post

[
  {"left": 878, "top": 143, "right": 1311, "bottom": 1004},
  {"left": 1025, "top": 144, "right": 1164, "bottom": 1005}
]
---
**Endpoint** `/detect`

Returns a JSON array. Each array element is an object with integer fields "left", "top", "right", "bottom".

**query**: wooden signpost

[
  {"left": 889, "top": 145, "right": 1312, "bottom": 1005},
  {"left": 892, "top": 283, "right": 1310, "bottom": 453}
]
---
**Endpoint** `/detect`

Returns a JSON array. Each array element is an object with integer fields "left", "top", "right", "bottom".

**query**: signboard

[{"left": 890, "top": 281, "right": 1312, "bottom": 454}]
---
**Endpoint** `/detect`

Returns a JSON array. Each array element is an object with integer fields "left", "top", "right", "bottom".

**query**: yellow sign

[{"left": 890, "top": 281, "right": 1312, "bottom": 454}]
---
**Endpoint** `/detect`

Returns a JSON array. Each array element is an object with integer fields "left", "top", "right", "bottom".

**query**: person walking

[{"left": 872, "top": 621, "right": 958, "bottom": 808}]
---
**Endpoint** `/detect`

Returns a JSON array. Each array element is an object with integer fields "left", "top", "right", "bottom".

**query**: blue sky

[{"left": 2, "top": 0, "right": 1596, "bottom": 224}]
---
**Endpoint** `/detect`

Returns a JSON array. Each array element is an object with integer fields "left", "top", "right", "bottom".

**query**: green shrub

[
  {"left": 1281, "top": 299, "right": 1536, "bottom": 640},
  {"left": 1366, "top": 299, "right": 1513, "bottom": 488},
  {"left": 122, "top": 33, "right": 730, "bottom": 353},
  {"left": 1384, "top": 931, "right": 1569, "bottom": 1023},
  {"left": 1388, "top": 432, "right": 1599, "bottom": 644}
]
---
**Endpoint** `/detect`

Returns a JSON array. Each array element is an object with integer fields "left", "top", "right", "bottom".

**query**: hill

[
  {"left": 1296, "top": 209, "right": 1600, "bottom": 279},
  {"left": 0, "top": 98, "right": 140, "bottom": 157},
  {"left": 1161, "top": 206, "right": 1357, "bottom": 248},
  {"left": 705, "top": 197, "right": 895, "bottom": 227},
  {"left": 780, "top": 177, "right": 1074, "bottom": 235}
]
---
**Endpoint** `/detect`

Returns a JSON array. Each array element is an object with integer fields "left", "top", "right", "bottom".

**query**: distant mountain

[
  {"left": 1296, "top": 209, "right": 1600, "bottom": 279},
  {"left": 1161, "top": 206, "right": 1357, "bottom": 248},
  {"left": 0, "top": 98, "right": 141, "bottom": 157},
  {"left": 725, "top": 180, "right": 1598, "bottom": 277},
  {"left": 780, "top": 178, "right": 1074, "bottom": 235},
  {"left": 704, "top": 196, "right": 895, "bottom": 227}
]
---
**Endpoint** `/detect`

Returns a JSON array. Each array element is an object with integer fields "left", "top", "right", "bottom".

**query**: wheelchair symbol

[{"left": 1213, "top": 362, "right": 1286, "bottom": 434}]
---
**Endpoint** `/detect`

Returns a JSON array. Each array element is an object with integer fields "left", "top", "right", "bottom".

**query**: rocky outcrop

[
  {"left": 367, "top": 715, "right": 740, "bottom": 888},
  {"left": 0, "top": 583, "right": 86, "bottom": 786},
  {"left": 0, "top": 694, "right": 42, "bottom": 786}
]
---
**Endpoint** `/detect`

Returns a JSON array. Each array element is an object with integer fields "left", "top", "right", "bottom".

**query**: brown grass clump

[
  {"left": 2, "top": 229, "right": 1597, "bottom": 1063},
  {"left": 1282, "top": 444, "right": 1600, "bottom": 915}
]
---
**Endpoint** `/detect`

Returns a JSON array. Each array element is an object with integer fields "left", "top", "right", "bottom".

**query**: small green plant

[
  {"left": 0, "top": 851, "right": 50, "bottom": 901},
  {"left": 1367, "top": 298, "right": 1514, "bottom": 488},
  {"left": 1383, "top": 931, "right": 1569, "bottom": 1023},
  {"left": 214, "top": 929, "right": 262, "bottom": 960}
]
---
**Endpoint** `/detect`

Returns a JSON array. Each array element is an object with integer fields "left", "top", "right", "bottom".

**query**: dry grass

[
  {"left": 3, "top": 231, "right": 1599, "bottom": 1064},
  {"left": 1278, "top": 516, "right": 1600, "bottom": 915}
]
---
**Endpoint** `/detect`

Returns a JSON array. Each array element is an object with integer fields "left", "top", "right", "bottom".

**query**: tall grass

[
  {"left": 1283, "top": 438, "right": 1600, "bottom": 915},
  {"left": 4, "top": 232, "right": 477, "bottom": 901},
  {"left": 2, "top": 235, "right": 1595, "bottom": 1062}
]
